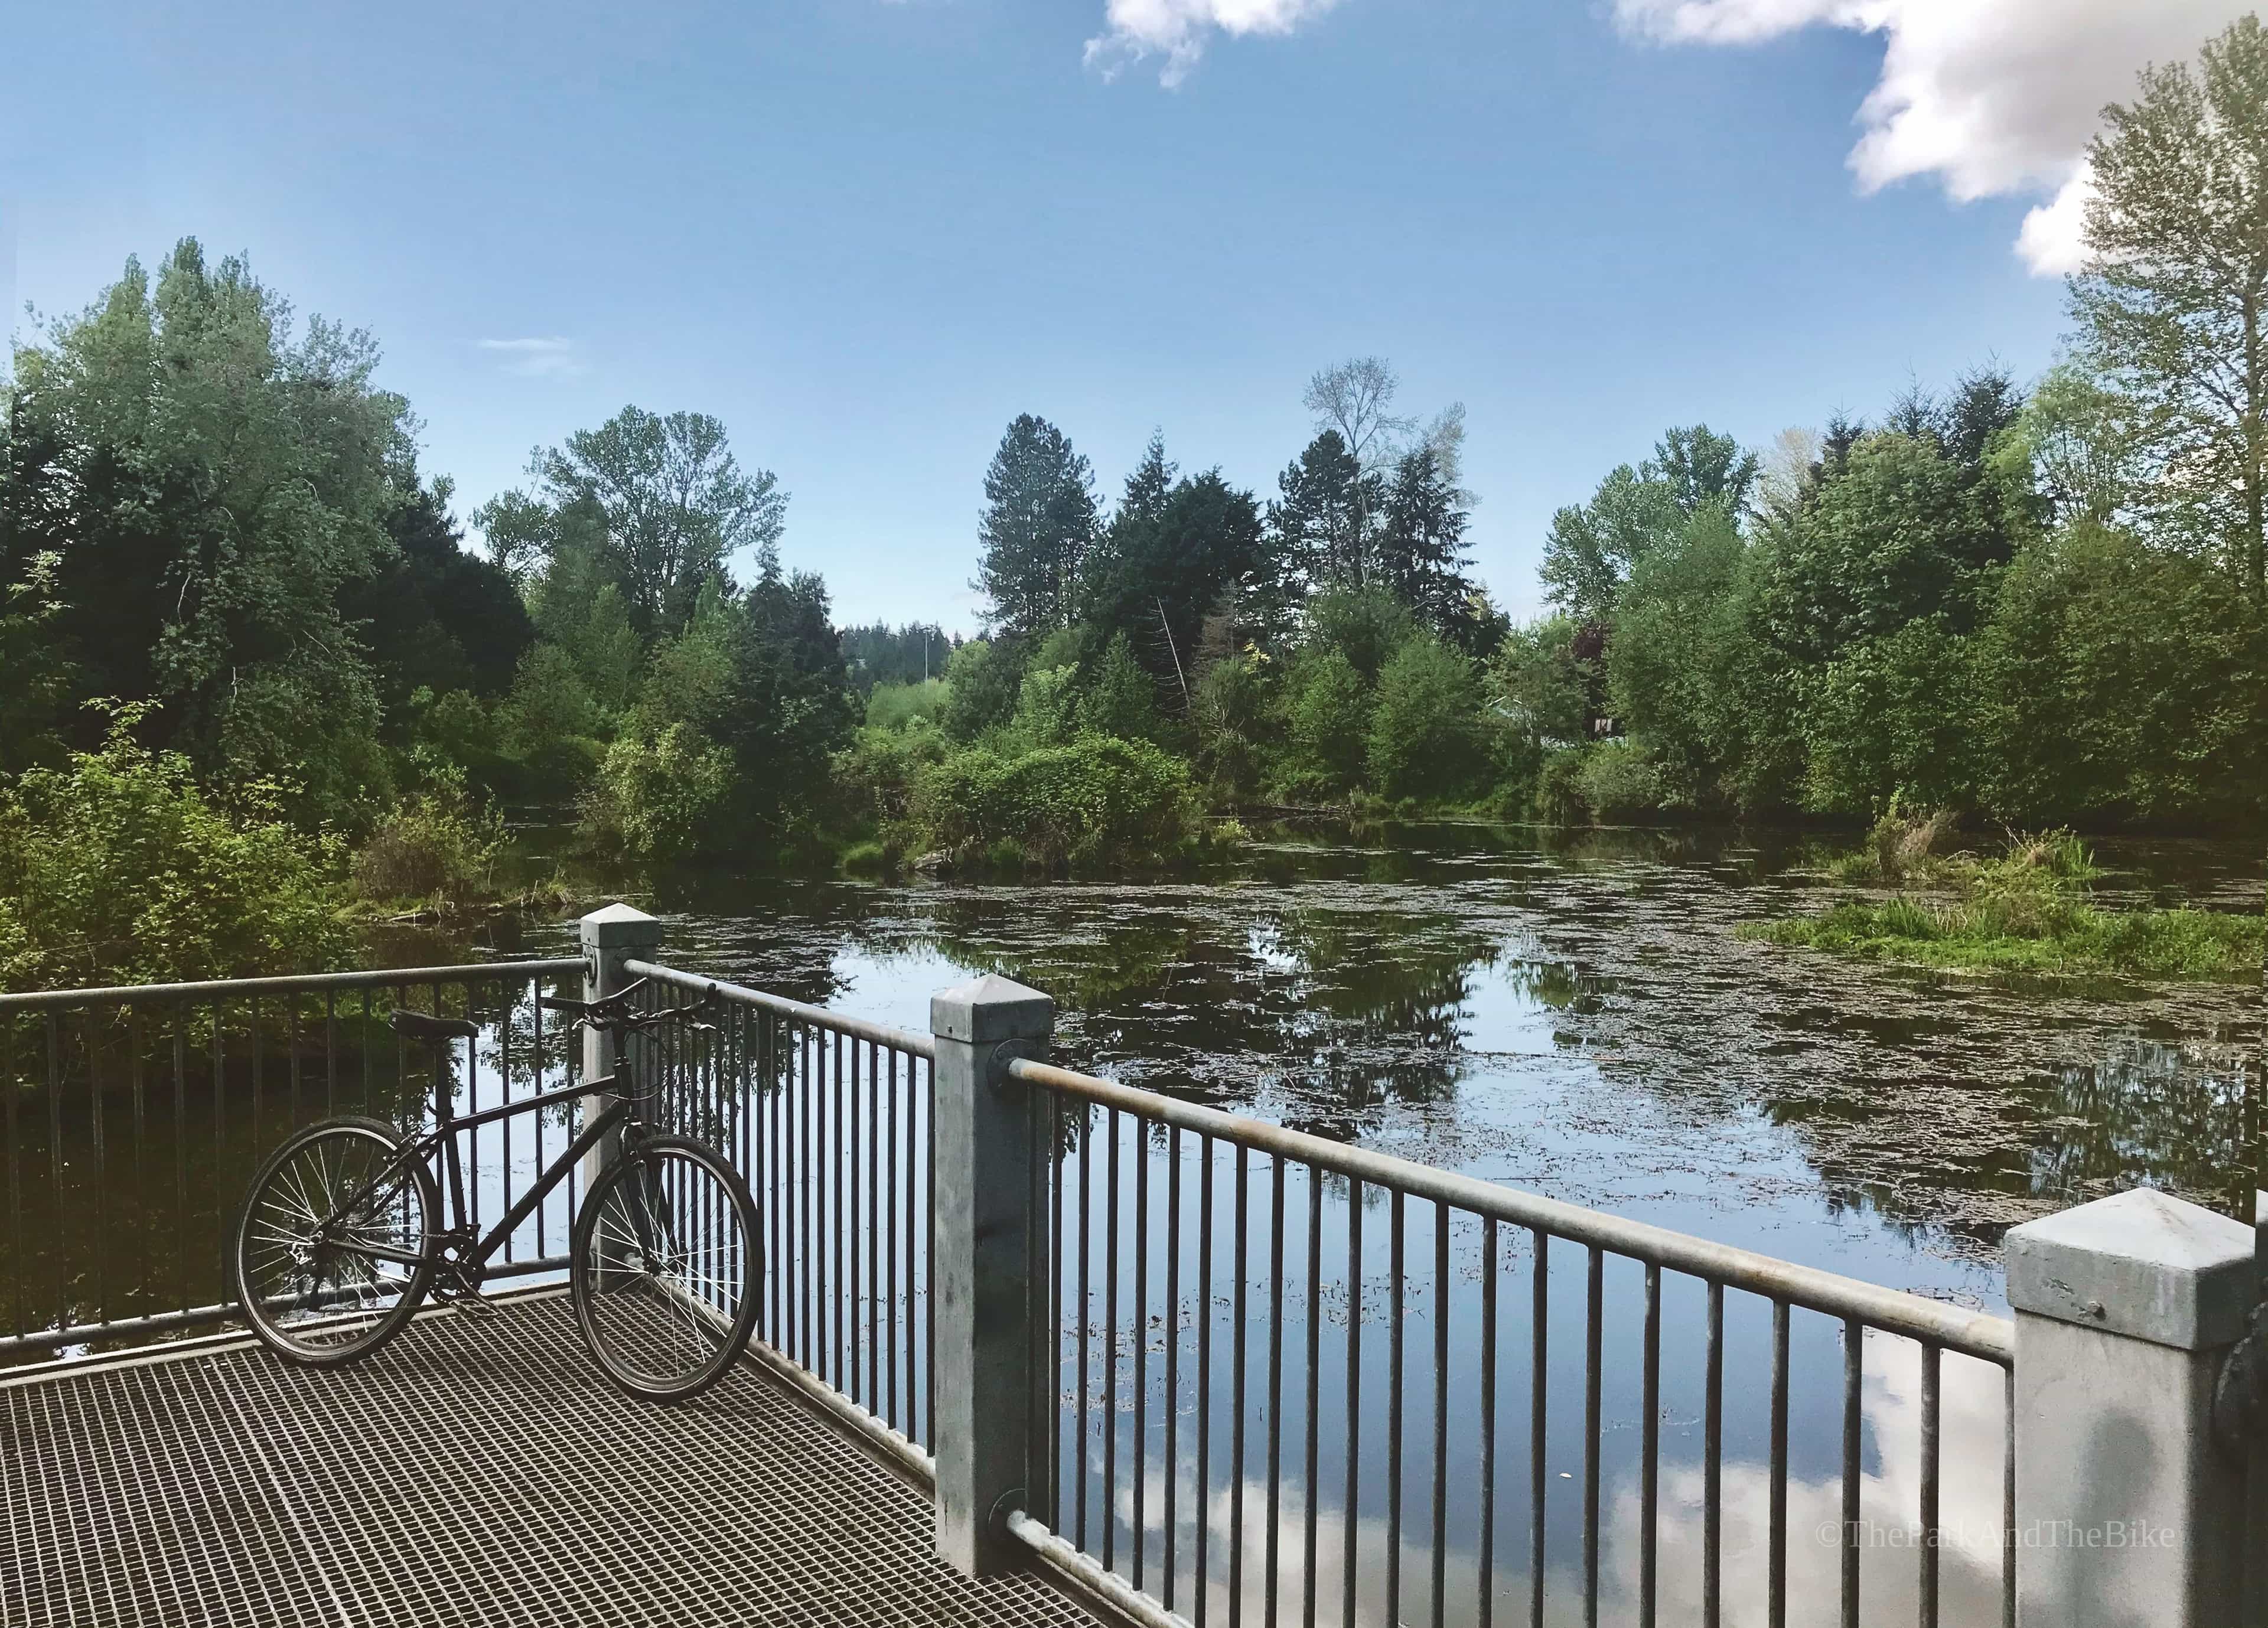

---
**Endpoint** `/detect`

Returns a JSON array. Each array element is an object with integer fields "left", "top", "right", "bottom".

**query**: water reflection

[{"left": 588, "top": 819, "right": 2258, "bottom": 1283}]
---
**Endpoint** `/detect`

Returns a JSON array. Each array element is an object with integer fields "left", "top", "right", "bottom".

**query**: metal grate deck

[{"left": 2, "top": 1294, "right": 1114, "bottom": 1628}]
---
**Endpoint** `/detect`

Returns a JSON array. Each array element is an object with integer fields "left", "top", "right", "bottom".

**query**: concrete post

[
  {"left": 578, "top": 904, "right": 661, "bottom": 1194},
  {"left": 2006, "top": 1187, "right": 2256, "bottom": 1626},
  {"left": 928, "top": 972, "right": 1054, "bottom": 1577}
]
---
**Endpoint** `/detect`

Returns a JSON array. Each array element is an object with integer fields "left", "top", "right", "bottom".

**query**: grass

[{"left": 1746, "top": 828, "right": 2264, "bottom": 980}]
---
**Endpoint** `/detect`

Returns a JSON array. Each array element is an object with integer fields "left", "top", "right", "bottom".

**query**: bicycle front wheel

[
  {"left": 230, "top": 1116, "right": 437, "bottom": 1365},
  {"left": 570, "top": 1134, "right": 758, "bottom": 1402}
]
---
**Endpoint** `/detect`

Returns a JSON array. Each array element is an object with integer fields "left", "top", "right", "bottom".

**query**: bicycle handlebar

[{"left": 538, "top": 982, "right": 718, "bottom": 1035}]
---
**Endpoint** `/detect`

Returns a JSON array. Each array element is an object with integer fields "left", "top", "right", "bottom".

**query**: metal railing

[
  {"left": 0, "top": 958, "right": 585, "bottom": 1361},
  {"left": 628, "top": 960, "right": 940, "bottom": 1457},
  {"left": 4, "top": 942, "right": 2025, "bottom": 1628},
  {"left": 1008, "top": 1055, "right": 2015, "bottom": 1628},
  {"left": 624, "top": 955, "right": 2018, "bottom": 1628}
]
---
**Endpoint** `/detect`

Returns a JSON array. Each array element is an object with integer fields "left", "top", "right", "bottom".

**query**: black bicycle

[{"left": 227, "top": 980, "right": 759, "bottom": 1403}]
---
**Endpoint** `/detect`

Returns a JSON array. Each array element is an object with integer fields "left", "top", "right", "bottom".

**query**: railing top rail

[
  {"left": 629, "top": 961, "right": 940, "bottom": 1060},
  {"left": 0, "top": 958, "right": 589, "bottom": 1013},
  {"left": 1006, "top": 1054, "right": 2016, "bottom": 1365}
]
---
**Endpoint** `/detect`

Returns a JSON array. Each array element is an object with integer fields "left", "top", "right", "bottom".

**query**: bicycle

[{"left": 226, "top": 979, "right": 760, "bottom": 1403}]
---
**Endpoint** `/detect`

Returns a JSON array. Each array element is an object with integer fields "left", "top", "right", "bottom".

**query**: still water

[{"left": 490, "top": 818, "right": 2256, "bottom": 1626}]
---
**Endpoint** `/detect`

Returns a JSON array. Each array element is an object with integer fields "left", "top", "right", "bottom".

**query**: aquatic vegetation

[{"left": 1749, "top": 829, "right": 2260, "bottom": 980}]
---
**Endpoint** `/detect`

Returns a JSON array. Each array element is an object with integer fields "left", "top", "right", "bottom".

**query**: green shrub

[
  {"left": 1087, "top": 632, "right": 1164, "bottom": 743},
  {"left": 0, "top": 712, "right": 350, "bottom": 989},
  {"left": 581, "top": 722, "right": 734, "bottom": 860},
  {"left": 866, "top": 679, "right": 950, "bottom": 732},
  {"left": 1282, "top": 650, "right": 1371, "bottom": 797},
  {"left": 1575, "top": 738, "right": 1683, "bottom": 818},
  {"left": 1367, "top": 637, "right": 1487, "bottom": 801},
  {"left": 350, "top": 766, "right": 509, "bottom": 906},
  {"left": 908, "top": 734, "right": 1217, "bottom": 870}
]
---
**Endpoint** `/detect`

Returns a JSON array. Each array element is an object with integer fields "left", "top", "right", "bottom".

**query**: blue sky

[{"left": 2, "top": 0, "right": 2233, "bottom": 628}]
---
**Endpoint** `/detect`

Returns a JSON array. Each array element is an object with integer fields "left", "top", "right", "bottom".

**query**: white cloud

[
  {"left": 477, "top": 335, "right": 586, "bottom": 379},
  {"left": 1609, "top": 0, "right": 2252, "bottom": 274},
  {"left": 1084, "top": 0, "right": 1338, "bottom": 87}
]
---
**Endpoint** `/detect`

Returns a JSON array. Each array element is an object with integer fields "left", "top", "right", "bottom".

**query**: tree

[
  {"left": 1367, "top": 637, "right": 1487, "bottom": 800},
  {"left": 1377, "top": 446, "right": 1485, "bottom": 648},
  {"left": 1539, "top": 464, "right": 1683, "bottom": 621},
  {"left": 1303, "top": 358, "right": 1413, "bottom": 566},
  {"left": 2, "top": 240, "right": 406, "bottom": 821},
  {"left": 1264, "top": 430, "right": 1372, "bottom": 606},
  {"left": 2073, "top": 14, "right": 2268, "bottom": 598},
  {"left": 1650, "top": 425, "right": 1760, "bottom": 517},
  {"left": 975, "top": 415, "right": 1100, "bottom": 637},
  {"left": 522, "top": 407, "right": 786, "bottom": 637},
  {"left": 1082, "top": 446, "right": 1263, "bottom": 702}
]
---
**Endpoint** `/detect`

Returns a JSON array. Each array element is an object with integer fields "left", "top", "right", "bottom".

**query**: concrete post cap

[
  {"left": 930, "top": 974, "right": 1054, "bottom": 1044},
  {"left": 2006, "top": 1187, "right": 2257, "bottom": 1351},
  {"left": 578, "top": 902, "right": 662, "bottom": 950}
]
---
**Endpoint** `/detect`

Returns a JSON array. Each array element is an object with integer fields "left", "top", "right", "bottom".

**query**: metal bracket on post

[
  {"left": 928, "top": 972, "right": 1054, "bottom": 1578},
  {"left": 577, "top": 904, "right": 662, "bottom": 1197}
]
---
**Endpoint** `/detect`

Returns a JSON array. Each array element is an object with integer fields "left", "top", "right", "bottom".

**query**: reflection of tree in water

[{"left": 2023, "top": 1035, "right": 2255, "bottom": 1208}]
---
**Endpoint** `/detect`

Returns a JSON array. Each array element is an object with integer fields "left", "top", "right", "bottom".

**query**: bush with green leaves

[
  {"left": 1366, "top": 636, "right": 1488, "bottom": 801},
  {"left": 580, "top": 722, "right": 735, "bottom": 861},
  {"left": 865, "top": 679, "right": 950, "bottom": 732},
  {"left": 1277, "top": 651, "right": 1371, "bottom": 798},
  {"left": 908, "top": 734, "right": 1217, "bottom": 870},
  {"left": 349, "top": 764, "right": 509, "bottom": 907},
  {"left": 0, "top": 712, "right": 350, "bottom": 989}
]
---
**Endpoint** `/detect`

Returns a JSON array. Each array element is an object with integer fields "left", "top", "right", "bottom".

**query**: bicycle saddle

[{"left": 389, "top": 1010, "right": 480, "bottom": 1042}]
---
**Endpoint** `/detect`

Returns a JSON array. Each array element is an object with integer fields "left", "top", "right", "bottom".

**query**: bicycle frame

[{"left": 321, "top": 1069, "right": 642, "bottom": 1278}]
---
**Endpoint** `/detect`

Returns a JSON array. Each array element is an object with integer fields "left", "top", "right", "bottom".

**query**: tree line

[{"left": 1, "top": 12, "right": 2261, "bottom": 963}]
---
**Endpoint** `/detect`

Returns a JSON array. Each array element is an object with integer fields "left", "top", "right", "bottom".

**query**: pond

[
  {"left": 490, "top": 818, "right": 2255, "bottom": 1626},
  {"left": 502, "top": 819, "right": 2261, "bottom": 1303}
]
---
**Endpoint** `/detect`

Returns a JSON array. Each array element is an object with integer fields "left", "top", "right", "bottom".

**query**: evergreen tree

[
  {"left": 1377, "top": 446, "right": 1484, "bottom": 647},
  {"left": 974, "top": 415, "right": 1100, "bottom": 637}
]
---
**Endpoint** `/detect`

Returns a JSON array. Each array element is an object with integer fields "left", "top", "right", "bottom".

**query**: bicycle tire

[
  {"left": 570, "top": 1134, "right": 758, "bottom": 1403},
  {"left": 229, "top": 1115, "right": 438, "bottom": 1366}
]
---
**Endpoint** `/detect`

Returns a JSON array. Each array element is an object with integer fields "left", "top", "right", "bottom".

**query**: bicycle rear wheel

[
  {"left": 230, "top": 1116, "right": 437, "bottom": 1365},
  {"left": 570, "top": 1134, "right": 758, "bottom": 1402}
]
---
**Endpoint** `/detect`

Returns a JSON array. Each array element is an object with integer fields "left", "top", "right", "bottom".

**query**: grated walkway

[{"left": 1, "top": 1294, "right": 1112, "bottom": 1628}]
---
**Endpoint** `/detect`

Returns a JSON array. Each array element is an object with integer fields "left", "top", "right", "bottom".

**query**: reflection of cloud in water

[{"left": 1094, "top": 1335, "right": 2007, "bottom": 1627}]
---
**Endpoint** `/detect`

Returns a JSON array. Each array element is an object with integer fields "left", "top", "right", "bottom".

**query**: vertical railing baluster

[
  {"left": 2001, "top": 1363, "right": 2016, "bottom": 1628},
  {"left": 1078, "top": 1099, "right": 1093, "bottom": 1554},
  {"left": 1197, "top": 1131, "right": 1214, "bottom": 1628},
  {"left": 1770, "top": 1299, "right": 1790, "bottom": 1628},
  {"left": 1843, "top": 1318, "right": 1862, "bottom": 1628},
  {"left": 888, "top": 1043, "right": 900, "bottom": 1428},
  {"left": 47, "top": 1012, "right": 64, "bottom": 1332},
  {"left": 1641, "top": 1262, "right": 1660, "bottom": 1628},
  {"left": 1136, "top": 1110, "right": 1152, "bottom": 1593},
  {"left": 5, "top": 1016, "right": 21, "bottom": 1338},
  {"left": 1165, "top": 1122, "right": 1182, "bottom": 1612},
  {"left": 1920, "top": 1342, "right": 1941, "bottom": 1628},
  {"left": 1530, "top": 1228, "right": 1547, "bottom": 1628},
  {"left": 1344, "top": 1177, "right": 1364, "bottom": 1628},
  {"left": 1049, "top": 1085, "right": 1064, "bottom": 1521},
  {"left": 171, "top": 1010, "right": 187, "bottom": 1318},
  {"left": 1231, "top": 1144, "right": 1249, "bottom": 1628},
  {"left": 1431, "top": 1202, "right": 1450, "bottom": 1628},
  {"left": 1480, "top": 1216, "right": 1497, "bottom": 1628},
  {"left": 1584, "top": 1245, "right": 1602, "bottom": 1628},
  {"left": 1302, "top": 1165, "right": 1321, "bottom": 1628},
  {"left": 1388, "top": 1189, "right": 1405, "bottom": 1628},
  {"left": 1266, "top": 1155, "right": 1285, "bottom": 1628},
  {"left": 131, "top": 1009, "right": 147, "bottom": 1323},
  {"left": 869, "top": 1039, "right": 880, "bottom": 1415},
  {"left": 1705, "top": 1281, "right": 1723, "bottom": 1628},
  {"left": 88, "top": 1013, "right": 106, "bottom": 1324}
]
